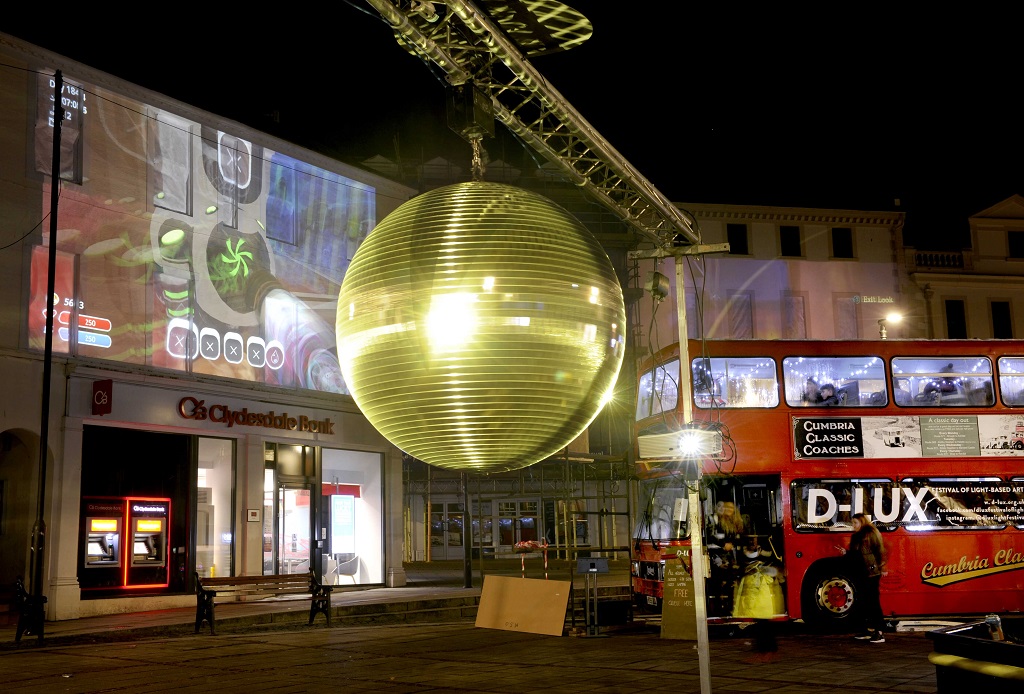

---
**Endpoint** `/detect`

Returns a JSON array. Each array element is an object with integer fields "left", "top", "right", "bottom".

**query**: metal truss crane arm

[{"left": 364, "top": 0, "right": 700, "bottom": 249}]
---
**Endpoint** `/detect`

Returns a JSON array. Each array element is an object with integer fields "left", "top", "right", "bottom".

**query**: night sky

[{"left": 3, "top": 3, "right": 1021, "bottom": 250}]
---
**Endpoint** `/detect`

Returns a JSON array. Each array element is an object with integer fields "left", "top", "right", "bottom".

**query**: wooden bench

[{"left": 194, "top": 570, "right": 333, "bottom": 635}]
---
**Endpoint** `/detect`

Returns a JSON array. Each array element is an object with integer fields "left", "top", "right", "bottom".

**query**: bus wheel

[{"left": 802, "top": 570, "right": 857, "bottom": 629}]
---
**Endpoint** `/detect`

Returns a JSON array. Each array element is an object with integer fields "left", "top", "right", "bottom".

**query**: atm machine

[
  {"left": 126, "top": 497, "right": 170, "bottom": 588},
  {"left": 81, "top": 497, "right": 126, "bottom": 589},
  {"left": 80, "top": 496, "right": 171, "bottom": 591}
]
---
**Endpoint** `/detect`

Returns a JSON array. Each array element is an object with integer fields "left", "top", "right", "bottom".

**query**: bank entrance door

[
  {"left": 263, "top": 475, "right": 314, "bottom": 575},
  {"left": 263, "top": 443, "right": 318, "bottom": 576},
  {"left": 278, "top": 485, "right": 313, "bottom": 574}
]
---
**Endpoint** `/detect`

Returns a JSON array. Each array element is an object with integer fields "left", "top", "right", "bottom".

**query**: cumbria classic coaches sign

[
  {"left": 794, "top": 415, "right": 1024, "bottom": 460},
  {"left": 793, "top": 417, "right": 864, "bottom": 459}
]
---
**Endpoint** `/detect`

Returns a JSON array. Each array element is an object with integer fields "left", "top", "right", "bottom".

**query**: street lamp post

[
  {"left": 631, "top": 241, "right": 728, "bottom": 694},
  {"left": 21, "top": 70, "right": 64, "bottom": 643}
]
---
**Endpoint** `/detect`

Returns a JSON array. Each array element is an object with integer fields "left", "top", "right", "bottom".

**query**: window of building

[
  {"left": 783, "top": 293, "right": 807, "bottom": 338},
  {"left": 148, "top": 111, "right": 192, "bottom": 215},
  {"left": 727, "top": 223, "right": 749, "bottom": 255},
  {"left": 685, "top": 292, "right": 703, "bottom": 339},
  {"left": 780, "top": 225, "right": 802, "bottom": 257},
  {"left": 945, "top": 299, "right": 968, "bottom": 338},
  {"left": 991, "top": 300, "right": 1013, "bottom": 338},
  {"left": 831, "top": 227, "right": 854, "bottom": 258},
  {"left": 1009, "top": 231, "right": 1024, "bottom": 259},
  {"left": 34, "top": 73, "right": 84, "bottom": 184},
  {"left": 728, "top": 291, "right": 753, "bottom": 338},
  {"left": 834, "top": 294, "right": 859, "bottom": 338}
]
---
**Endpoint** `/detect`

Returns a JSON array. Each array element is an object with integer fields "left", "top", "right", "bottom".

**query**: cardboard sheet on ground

[
  {"left": 475, "top": 574, "right": 570, "bottom": 636},
  {"left": 661, "top": 552, "right": 698, "bottom": 639}
]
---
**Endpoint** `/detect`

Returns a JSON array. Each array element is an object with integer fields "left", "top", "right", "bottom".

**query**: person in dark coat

[{"left": 846, "top": 513, "right": 887, "bottom": 643}]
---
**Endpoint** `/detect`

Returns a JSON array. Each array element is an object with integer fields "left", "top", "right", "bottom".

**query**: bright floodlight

[{"left": 878, "top": 311, "right": 903, "bottom": 339}]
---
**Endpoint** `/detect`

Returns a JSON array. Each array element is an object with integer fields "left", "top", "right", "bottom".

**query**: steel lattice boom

[{"left": 365, "top": 0, "right": 700, "bottom": 249}]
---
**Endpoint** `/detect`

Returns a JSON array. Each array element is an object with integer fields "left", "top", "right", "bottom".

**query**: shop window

[
  {"left": 321, "top": 448, "right": 383, "bottom": 585},
  {"left": 196, "top": 437, "right": 233, "bottom": 578}
]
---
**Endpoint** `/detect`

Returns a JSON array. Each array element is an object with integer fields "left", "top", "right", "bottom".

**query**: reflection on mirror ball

[{"left": 336, "top": 182, "right": 626, "bottom": 473}]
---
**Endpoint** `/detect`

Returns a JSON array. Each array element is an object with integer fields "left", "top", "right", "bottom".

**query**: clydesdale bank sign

[{"left": 176, "top": 396, "right": 335, "bottom": 434}]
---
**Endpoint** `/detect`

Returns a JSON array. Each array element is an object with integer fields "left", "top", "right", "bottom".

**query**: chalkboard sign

[{"left": 661, "top": 550, "right": 698, "bottom": 640}]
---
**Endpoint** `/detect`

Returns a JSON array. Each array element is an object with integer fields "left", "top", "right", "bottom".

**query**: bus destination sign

[{"left": 793, "top": 417, "right": 865, "bottom": 459}]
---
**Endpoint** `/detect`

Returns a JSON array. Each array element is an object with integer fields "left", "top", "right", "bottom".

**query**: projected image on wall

[{"left": 28, "top": 74, "right": 376, "bottom": 394}]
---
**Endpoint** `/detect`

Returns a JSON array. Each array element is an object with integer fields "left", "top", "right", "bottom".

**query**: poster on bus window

[
  {"left": 793, "top": 415, "right": 1024, "bottom": 460},
  {"left": 792, "top": 478, "right": 1024, "bottom": 532}
]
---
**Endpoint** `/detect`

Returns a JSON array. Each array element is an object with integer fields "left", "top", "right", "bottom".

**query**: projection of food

[{"left": 336, "top": 182, "right": 626, "bottom": 473}]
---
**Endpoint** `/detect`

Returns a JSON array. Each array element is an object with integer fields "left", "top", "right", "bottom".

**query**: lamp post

[
  {"left": 21, "top": 70, "right": 63, "bottom": 643},
  {"left": 631, "top": 241, "right": 728, "bottom": 694},
  {"left": 877, "top": 312, "right": 902, "bottom": 339}
]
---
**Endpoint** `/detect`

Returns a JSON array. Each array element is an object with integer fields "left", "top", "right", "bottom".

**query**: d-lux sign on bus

[{"left": 807, "top": 487, "right": 931, "bottom": 524}]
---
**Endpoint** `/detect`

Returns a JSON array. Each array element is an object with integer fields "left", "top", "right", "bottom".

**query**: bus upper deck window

[
  {"left": 782, "top": 355, "right": 886, "bottom": 407},
  {"left": 997, "top": 357, "right": 1024, "bottom": 406},
  {"left": 636, "top": 359, "right": 680, "bottom": 421},
  {"left": 692, "top": 356, "right": 778, "bottom": 408},
  {"left": 892, "top": 356, "right": 994, "bottom": 407}
]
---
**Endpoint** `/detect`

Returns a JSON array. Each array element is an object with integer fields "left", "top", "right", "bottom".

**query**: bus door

[{"left": 706, "top": 476, "right": 784, "bottom": 619}]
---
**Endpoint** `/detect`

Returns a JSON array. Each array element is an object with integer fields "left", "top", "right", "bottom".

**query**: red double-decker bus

[{"left": 631, "top": 338, "right": 1024, "bottom": 629}]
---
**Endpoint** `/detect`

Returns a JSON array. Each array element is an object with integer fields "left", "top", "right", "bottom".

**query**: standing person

[
  {"left": 847, "top": 513, "right": 887, "bottom": 643},
  {"left": 706, "top": 500, "right": 745, "bottom": 615},
  {"left": 732, "top": 535, "right": 783, "bottom": 658}
]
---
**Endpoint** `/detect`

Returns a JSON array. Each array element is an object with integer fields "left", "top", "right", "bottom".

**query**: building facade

[
  {"left": 904, "top": 195, "right": 1024, "bottom": 339},
  {"left": 0, "top": 34, "right": 417, "bottom": 620},
  {"left": 4, "top": 30, "right": 1020, "bottom": 623},
  {"left": 629, "top": 203, "right": 911, "bottom": 348}
]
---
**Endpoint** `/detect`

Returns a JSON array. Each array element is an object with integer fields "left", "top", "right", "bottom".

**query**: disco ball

[{"left": 336, "top": 181, "right": 625, "bottom": 473}]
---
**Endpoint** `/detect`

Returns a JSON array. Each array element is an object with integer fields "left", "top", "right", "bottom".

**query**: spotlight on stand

[
  {"left": 637, "top": 424, "right": 722, "bottom": 481},
  {"left": 878, "top": 311, "right": 902, "bottom": 339}
]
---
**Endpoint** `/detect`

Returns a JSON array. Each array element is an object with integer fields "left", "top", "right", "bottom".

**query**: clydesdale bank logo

[{"left": 177, "top": 396, "right": 334, "bottom": 434}]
